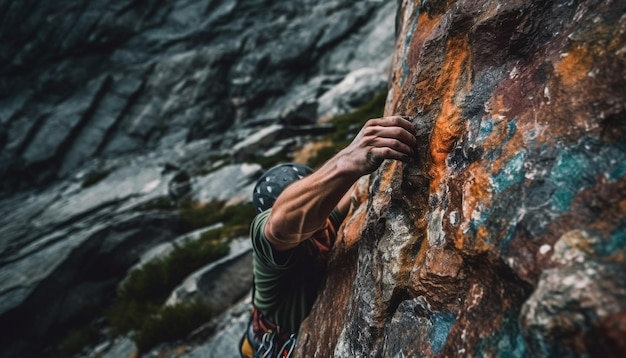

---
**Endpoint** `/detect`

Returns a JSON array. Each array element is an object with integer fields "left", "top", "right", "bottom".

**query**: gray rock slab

[
  {"left": 0, "top": 222, "right": 105, "bottom": 316},
  {"left": 33, "top": 163, "right": 169, "bottom": 228},
  {"left": 59, "top": 75, "right": 145, "bottom": 176},
  {"left": 193, "top": 163, "right": 262, "bottom": 205},
  {"left": 166, "top": 238, "right": 253, "bottom": 313},
  {"left": 317, "top": 67, "right": 389, "bottom": 120},
  {"left": 232, "top": 125, "right": 283, "bottom": 161},
  {"left": 22, "top": 76, "right": 109, "bottom": 164},
  {"left": 184, "top": 297, "right": 251, "bottom": 358}
]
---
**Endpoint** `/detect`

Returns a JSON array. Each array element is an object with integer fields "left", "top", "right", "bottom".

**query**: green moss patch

[
  {"left": 136, "top": 197, "right": 177, "bottom": 211},
  {"left": 59, "top": 326, "right": 100, "bottom": 357},
  {"left": 106, "top": 200, "right": 256, "bottom": 352},
  {"left": 252, "top": 152, "right": 291, "bottom": 170},
  {"left": 135, "top": 300, "right": 212, "bottom": 353},
  {"left": 179, "top": 200, "right": 256, "bottom": 232}
]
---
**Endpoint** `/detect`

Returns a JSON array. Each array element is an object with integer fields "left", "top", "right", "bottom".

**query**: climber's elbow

[{"left": 264, "top": 212, "right": 301, "bottom": 252}]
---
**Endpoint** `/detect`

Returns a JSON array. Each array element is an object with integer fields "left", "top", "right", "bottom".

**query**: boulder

[
  {"left": 297, "top": 0, "right": 626, "bottom": 357},
  {"left": 166, "top": 238, "right": 253, "bottom": 313}
]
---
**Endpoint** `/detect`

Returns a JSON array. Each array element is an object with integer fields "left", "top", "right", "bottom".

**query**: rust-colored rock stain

[
  {"left": 427, "top": 37, "right": 469, "bottom": 192},
  {"left": 298, "top": 1, "right": 626, "bottom": 356},
  {"left": 555, "top": 44, "right": 593, "bottom": 87}
]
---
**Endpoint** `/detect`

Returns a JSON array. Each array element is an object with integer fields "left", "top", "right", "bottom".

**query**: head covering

[{"left": 252, "top": 163, "right": 314, "bottom": 213}]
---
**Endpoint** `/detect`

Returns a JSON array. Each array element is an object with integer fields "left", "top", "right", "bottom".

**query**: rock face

[
  {"left": 0, "top": 0, "right": 396, "bottom": 191},
  {"left": 0, "top": 1, "right": 399, "bottom": 356},
  {"left": 298, "top": 0, "right": 626, "bottom": 357}
]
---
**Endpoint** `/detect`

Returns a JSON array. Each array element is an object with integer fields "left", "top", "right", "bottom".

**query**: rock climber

[{"left": 240, "top": 115, "right": 417, "bottom": 358}]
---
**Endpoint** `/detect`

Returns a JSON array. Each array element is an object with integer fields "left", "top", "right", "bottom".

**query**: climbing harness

[
  {"left": 240, "top": 308, "right": 297, "bottom": 358},
  {"left": 252, "top": 331, "right": 297, "bottom": 358}
]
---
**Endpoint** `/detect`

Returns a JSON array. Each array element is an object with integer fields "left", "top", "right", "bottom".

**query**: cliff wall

[
  {"left": 0, "top": 0, "right": 394, "bottom": 190},
  {"left": 298, "top": 0, "right": 626, "bottom": 356},
  {"left": 0, "top": 1, "right": 397, "bottom": 356}
]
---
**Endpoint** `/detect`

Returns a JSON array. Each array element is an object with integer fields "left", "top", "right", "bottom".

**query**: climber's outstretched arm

[{"left": 264, "top": 116, "right": 417, "bottom": 251}]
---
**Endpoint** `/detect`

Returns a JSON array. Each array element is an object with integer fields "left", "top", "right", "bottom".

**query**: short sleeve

[{"left": 250, "top": 209, "right": 299, "bottom": 270}]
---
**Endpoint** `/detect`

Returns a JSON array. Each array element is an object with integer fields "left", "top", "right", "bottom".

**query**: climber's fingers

[{"left": 341, "top": 116, "right": 417, "bottom": 174}]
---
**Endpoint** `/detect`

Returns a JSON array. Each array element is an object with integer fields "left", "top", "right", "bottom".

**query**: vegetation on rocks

[
  {"left": 59, "top": 326, "right": 100, "bottom": 357},
  {"left": 55, "top": 200, "right": 257, "bottom": 356},
  {"left": 134, "top": 300, "right": 213, "bottom": 353},
  {"left": 136, "top": 197, "right": 177, "bottom": 211},
  {"left": 179, "top": 200, "right": 256, "bottom": 232},
  {"left": 252, "top": 152, "right": 292, "bottom": 170},
  {"left": 108, "top": 239, "right": 228, "bottom": 324},
  {"left": 105, "top": 200, "right": 256, "bottom": 352}
]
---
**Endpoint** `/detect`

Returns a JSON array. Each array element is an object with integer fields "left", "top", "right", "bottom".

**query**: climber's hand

[{"left": 337, "top": 115, "right": 417, "bottom": 176}]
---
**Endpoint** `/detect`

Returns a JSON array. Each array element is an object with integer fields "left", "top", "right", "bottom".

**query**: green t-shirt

[{"left": 250, "top": 208, "right": 344, "bottom": 333}]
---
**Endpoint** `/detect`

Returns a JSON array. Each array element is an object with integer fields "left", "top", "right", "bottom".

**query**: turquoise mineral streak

[
  {"left": 478, "top": 118, "right": 494, "bottom": 142},
  {"left": 550, "top": 138, "right": 626, "bottom": 212},
  {"left": 429, "top": 311, "right": 456, "bottom": 354},
  {"left": 492, "top": 151, "right": 527, "bottom": 195}
]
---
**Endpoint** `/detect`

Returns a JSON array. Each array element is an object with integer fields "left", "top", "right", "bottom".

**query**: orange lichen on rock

[
  {"left": 555, "top": 43, "right": 593, "bottom": 87},
  {"left": 405, "top": 12, "right": 442, "bottom": 82},
  {"left": 340, "top": 176, "right": 372, "bottom": 249},
  {"left": 300, "top": 1, "right": 626, "bottom": 357},
  {"left": 458, "top": 164, "right": 493, "bottom": 250},
  {"left": 341, "top": 206, "right": 367, "bottom": 249},
  {"left": 427, "top": 36, "right": 470, "bottom": 191},
  {"left": 380, "top": 160, "right": 402, "bottom": 195}
]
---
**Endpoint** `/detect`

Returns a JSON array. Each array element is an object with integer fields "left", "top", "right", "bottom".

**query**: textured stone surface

[
  {"left": 298, "top": 0, "right": 626, "bottom": 356},
  {"left": 166, "top": 238, "right": 253, "bottom": 312},
  {"left": 0, "top": 0, "right": 396, "bottom": 190},
  {"left": 0, "top": 1, "right": 398, "bottom": 356},
  {"left": 0, "top": 160, "right": 262, "bottom": 354}
]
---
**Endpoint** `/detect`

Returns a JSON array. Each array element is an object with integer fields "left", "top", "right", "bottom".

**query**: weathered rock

[
  {"left": 0, "top": 0, "right": 400, "bottom": 356},
  {"left": 298, "top": 0, "right": 626, "bottom": 357},
  {"left": 95, "top": 336, "right": 136, "bottom": 358},
  {"left": 192, "top": 163, "right": 262, "bottom": 205},
  {"left": 317, "top": 67, "right": 390, "bottom": 121},
  {"left": 232, "top": 125, "right": 284, "bottom": 162},
  {"left": 181, "top": 296, "right": 251, "bottom": 358},
  {"left": 0, "top": 210, "right": 182, "bottom": 356},
  {"left": 0, "top": 0, "right": 396, "bottom": 191},
  {"left": 0, "top": 157, "right": 261, "bottom": 356},
  {"left": 166, "top": 238, "right": 253, "bottom": 313},
  {"left": 521, "top": 230, "right": 626, "bottom": 357},
  {"left": 133, "top": 224, "right": 224, "bottom": 270}
]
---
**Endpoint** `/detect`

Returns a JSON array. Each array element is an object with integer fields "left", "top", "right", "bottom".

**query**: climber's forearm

[
  {"left": 264, "top": 115, "right": 417, "bottom": 252},
  {"left": 264, "top": 153, "right": 360, "bottom": 251}
]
